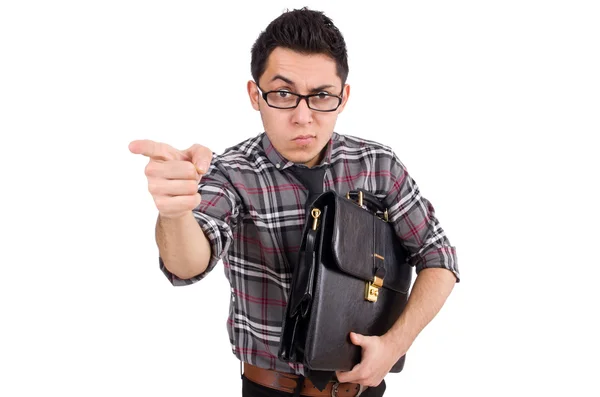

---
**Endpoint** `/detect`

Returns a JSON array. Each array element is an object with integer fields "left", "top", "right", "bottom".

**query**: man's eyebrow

[
  {"left": 269, "top": 75, "right": 337, "bottom": 93},
  {"left": 311, "top": 84, "right": 336, "bottom": 92},
  {"left": 270, "top": 74, "right": 295, "bottom": 86}
]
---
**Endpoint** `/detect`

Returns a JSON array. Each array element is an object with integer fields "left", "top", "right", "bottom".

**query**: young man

[{"left": 129, "top": 8, "right": 459, "bottom": 397}]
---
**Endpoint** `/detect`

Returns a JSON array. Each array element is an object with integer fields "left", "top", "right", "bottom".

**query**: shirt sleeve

[
  {"left": 159, "top": 155, "right": 242, "bottom": 286},
  {"left": 384, "top": 153, "right": 460, "bottom": 282}
]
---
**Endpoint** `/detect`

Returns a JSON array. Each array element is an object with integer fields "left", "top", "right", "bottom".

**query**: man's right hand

[{"left": 128, "top": 139, "right": 213, "bottom": 219}]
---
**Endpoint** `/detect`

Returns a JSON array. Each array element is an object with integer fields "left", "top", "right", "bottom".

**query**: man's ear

[
  {"left": 247, "top": 80, "right": 260, "bottom": 111},
  {"left": 337, "top": 84, "right": 351, "bottom": 114}
]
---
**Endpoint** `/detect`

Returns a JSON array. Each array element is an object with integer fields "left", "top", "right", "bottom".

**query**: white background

[{"left": 1, "top": 0, "right": 599, "bottom": 396}]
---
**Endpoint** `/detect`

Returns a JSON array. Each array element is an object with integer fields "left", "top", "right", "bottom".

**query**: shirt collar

[{"left": 261, "top": 132, "right": 337, "bottom": 170}]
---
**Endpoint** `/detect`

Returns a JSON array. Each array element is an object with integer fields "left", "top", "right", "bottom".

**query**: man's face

[{"left": 247, "top": 47, "right": 350, "bottom": 167}]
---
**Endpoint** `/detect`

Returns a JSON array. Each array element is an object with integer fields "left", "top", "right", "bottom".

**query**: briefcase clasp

[{"left": 365, "top": 275, "right": 383, "bottom": 302}]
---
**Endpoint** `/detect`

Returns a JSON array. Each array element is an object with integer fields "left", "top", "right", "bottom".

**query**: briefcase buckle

[
  {"left": 346, "top": 191, "right": 389, "bottom": 222},
  {"left": 365, "top": 276, "right": 383, "bottom": 302},
  {"left": 346, "top": 190, "right": 364, "bottom": 207}
]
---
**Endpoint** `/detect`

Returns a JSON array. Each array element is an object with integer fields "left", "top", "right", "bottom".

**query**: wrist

[
  {"left": 382, "top": 327, "right": 412, "bottom": 359},
  {"left": 159, "top": 211, "right": 193, "bottom": 222}
]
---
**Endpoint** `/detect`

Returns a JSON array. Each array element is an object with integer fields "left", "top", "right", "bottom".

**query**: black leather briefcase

[{"left": 278, "top": 189, "right": 413, "bottom": 372}]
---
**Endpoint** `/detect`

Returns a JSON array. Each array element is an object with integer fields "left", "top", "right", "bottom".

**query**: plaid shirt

[{"left": 159, "top": 132, "right": 459, "bottom": 375}]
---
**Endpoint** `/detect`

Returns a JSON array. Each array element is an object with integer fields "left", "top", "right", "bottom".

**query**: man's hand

[
  {"left": 128, "top": 139, "right": 213, "bottom": 219},
  {"left": 335, "top": 332, "right": 406, "bottom": 387}
]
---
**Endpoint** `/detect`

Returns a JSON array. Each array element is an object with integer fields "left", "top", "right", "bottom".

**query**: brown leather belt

[{"left": 243, "top": 362, "right": 367, "bottom": 397}]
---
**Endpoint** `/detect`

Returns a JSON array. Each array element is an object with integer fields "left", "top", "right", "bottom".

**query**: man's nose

[{"left": 291, "top": 98, "right": 313, "bottom": 125}]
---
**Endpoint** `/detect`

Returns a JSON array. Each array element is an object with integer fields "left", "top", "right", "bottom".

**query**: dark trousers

[{"left": 242, "top": 375, "right": 386, "bottom": 397}]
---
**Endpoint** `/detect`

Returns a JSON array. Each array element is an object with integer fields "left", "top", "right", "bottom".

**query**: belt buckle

[{"left": 331, "top": 382, "right": 367, "bottom": 397}]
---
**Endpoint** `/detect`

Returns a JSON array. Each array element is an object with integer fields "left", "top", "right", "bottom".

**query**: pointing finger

[{"left": 129, "top": 139, "right": 188, "bottom": 161}]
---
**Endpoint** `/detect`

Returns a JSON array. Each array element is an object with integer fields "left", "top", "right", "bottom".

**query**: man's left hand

[{"left": 335, "top": 332, "right": 405, "bottom": 387}]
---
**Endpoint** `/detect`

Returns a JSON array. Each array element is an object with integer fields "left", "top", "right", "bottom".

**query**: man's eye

[
  {"left": 316, "top": 92, "right": 330, "bottom": 98},
  {"left": 277, "top": 91, "right": 290, "bottom": 98}
]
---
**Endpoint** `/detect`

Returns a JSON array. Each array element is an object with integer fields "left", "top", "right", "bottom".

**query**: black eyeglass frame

[{"left": 256, "top": 84, "right": 344, "bottom": 112}]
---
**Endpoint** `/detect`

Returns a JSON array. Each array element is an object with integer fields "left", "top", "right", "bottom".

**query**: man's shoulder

[
  {"left": 214, "top": 133, "right": 265, "bottom": 165},
  {"left": 333, "top": 132, "right": 395, "bottom": 157}
]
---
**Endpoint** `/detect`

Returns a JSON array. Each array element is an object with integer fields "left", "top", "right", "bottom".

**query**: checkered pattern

[{"left": 159, "top": 132, "right": 459, "bottom": 375}]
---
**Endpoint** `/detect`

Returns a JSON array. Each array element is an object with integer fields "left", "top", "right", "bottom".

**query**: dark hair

[{"left": 250, "top": 7, "right": 349, "bottom": 86}]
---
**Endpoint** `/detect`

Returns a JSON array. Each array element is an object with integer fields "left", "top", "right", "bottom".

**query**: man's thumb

[{"left": 350, "top": 332, "right": 365, "bottom": 346}]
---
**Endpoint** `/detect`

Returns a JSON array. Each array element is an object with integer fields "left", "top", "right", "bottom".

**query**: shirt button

[{"left": 276, "top": 163, "right": 281, "bottom": 169}]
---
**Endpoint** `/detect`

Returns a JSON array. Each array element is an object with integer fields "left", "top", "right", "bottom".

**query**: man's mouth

[{"left": 292, "top": 135, "right": 315, "bottom": 145}]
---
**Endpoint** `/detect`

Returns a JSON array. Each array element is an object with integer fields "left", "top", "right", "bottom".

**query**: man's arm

[
  {"left": 156, "top": 212, "right": 212, "bottom": 280},
  {"left": 336, "top": 151, "right": 459, "bottom": 387},
  {"left": 381, "top": 267, "right": 456, "bottom": 357},
  {"left": 129, "top": 139, "right": 238, "bottom": 284},
  {"left": 379, "top": 152, "right": 460, "bottom": 355}
]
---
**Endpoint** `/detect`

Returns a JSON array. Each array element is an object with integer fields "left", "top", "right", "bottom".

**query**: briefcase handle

[{"left": 346, "top": 189, "right": 389, "bottom": 221}]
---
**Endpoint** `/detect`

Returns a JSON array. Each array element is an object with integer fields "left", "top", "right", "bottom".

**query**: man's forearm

[
  {"left": 156, "top": 212, "right": 211, "bottom": 280},
  {"left": 382, "top": 268, "right": 457, "bottom": 357}
]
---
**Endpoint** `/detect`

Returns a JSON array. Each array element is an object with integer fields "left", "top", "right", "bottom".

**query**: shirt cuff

[{"left": 412, "top": 243, "right": 460, "bottom": 282}]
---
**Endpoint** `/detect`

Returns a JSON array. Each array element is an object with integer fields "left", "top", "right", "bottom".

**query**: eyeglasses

[{"left": 256, "top": 85, "right": 343, "bottom": 112}]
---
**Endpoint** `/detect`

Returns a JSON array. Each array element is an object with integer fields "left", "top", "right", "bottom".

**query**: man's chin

[{"left": 285, "top": 152, "right": 322, "bottom": 167}]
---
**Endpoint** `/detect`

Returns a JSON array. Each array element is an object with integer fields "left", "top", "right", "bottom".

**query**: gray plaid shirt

[{"left": 159, "top": 132, "right": 459, "bottom": 375}]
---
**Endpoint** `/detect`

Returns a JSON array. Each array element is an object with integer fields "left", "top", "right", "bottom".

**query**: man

[{"left": 129, "top": 7, "right": 459, "bottom": 397}]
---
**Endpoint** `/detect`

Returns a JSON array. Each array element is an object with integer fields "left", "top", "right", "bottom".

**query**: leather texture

[
  {"left": 243, "top": 363, "right": 366, "bottom": 397},
  {"left": 278, "top": 189, "right": 413, "bottom": 373}
]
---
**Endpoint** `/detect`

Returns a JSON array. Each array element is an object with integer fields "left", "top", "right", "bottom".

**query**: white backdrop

[{"left": 1, "top": 1, "right": 599, "bottom": 396}]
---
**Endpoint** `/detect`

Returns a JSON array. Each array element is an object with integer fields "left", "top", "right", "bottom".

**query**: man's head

[{"left": 247, "top": 8, "right": 350, "bottom": 167}]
